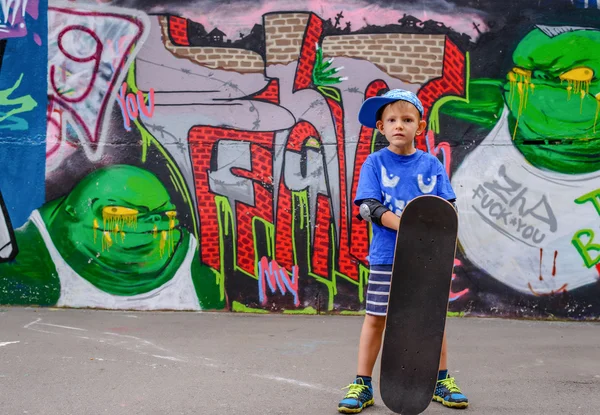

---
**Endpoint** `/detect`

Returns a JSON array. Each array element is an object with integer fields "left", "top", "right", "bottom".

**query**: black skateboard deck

[{"left": 379, "top": 195, "right": 458, "bottom": 415}]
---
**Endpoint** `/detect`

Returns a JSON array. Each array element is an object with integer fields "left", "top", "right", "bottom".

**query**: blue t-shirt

[{"left": 354, "top": 148, "right": 456, "bottom": 265}]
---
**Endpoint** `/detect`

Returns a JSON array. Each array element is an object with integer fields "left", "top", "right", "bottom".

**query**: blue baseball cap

[{"left": 358, "top": 89, "right": 424, "bottom": 129}]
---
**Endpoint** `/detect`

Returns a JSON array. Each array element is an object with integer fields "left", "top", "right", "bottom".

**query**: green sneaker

[
  {"left": 338, "top": 378, "right": 375, "bottom": 413},
  {"left": 433, "top": 374, "right": 469, "bottom": 409}
]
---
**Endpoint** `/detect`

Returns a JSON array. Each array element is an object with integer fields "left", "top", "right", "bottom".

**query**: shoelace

[
  {"left": 439, "top": 377, "right": 462, "bottom": 393},
  {"left": 342, "top": 383, "right": 368, "bottom": 399}
]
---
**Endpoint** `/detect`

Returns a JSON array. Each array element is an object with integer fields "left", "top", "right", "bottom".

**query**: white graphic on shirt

[
  {"left": 381, "top": 193, "right": 407, "bottom": 216},
  {"left": 394, "top": 199, "right": 406, "bottom": 216},
  {"left": 381, "top": 166, "right": 400, "bottom": 188},
  {"left": 418, "top": 174, "right": 437, "bottom": 194}
]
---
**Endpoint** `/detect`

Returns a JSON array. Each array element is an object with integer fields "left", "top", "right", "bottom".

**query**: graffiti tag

[
  {"left": 471, "top": 164, "right": 557, "bottom": 246},
  {"left": 116, "top": 82, "right": 155, "bottom": 131},
  {"left": 572, "top": 189, "right": 600, "bottom": 268},
  {"left": 258, "top": 257, "right": 299, "bottom": 307}
]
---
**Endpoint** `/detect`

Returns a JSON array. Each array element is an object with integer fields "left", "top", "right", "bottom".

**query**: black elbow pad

[{"left": 356, "top": 199, "right": 389, "bottom": 226}]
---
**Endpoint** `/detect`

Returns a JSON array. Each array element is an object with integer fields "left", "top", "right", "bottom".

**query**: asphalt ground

[{"left": 1, "top": 308, "right": 599, "bottom": 415}]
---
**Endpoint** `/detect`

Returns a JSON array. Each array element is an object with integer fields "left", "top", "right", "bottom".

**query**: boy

[{"left": 338, "top": 89, "right": 468, "bottom": 413}]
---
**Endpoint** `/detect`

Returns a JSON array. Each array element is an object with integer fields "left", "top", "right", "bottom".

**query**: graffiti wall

[{"left": 0, "top": 0, "right": 598, "bottom": 319}]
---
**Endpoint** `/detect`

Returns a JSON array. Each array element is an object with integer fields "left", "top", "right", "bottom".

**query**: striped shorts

[{"left": 365, "top": 264, "right": 393, "bottom": 316}]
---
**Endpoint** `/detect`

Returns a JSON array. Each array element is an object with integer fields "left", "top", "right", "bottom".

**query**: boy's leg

[
  {"left": 338, "top": 264, "right": 392, "bottom": 413},
  {"left": 357, "top": 314, "right": 386, "bottom": 376},
  {"left": 338, "top": 314, "right": 385, "bottom": 413},
  {"left": 433, "top": 330, "right": 469, "bottom": 409},
  {"left": 438, "top": 330, "right": 448, "bottom": 370}
]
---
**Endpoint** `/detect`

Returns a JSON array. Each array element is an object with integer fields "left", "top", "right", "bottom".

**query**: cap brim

[{"left": 357, "top": 96, "right": 400, "bottom": 129}]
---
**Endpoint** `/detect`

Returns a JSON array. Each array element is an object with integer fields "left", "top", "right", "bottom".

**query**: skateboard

[{"left": 379, "top": 195, "right": 459, "bottom": 414}]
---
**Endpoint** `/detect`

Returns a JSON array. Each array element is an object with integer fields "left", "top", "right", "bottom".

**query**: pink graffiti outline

[{"left": 50, "top": 25, "right": 102, "bottom": 104}]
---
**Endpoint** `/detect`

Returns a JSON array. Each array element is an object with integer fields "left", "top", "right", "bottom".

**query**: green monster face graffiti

[
  {"left": 43, "top": 165, "right": 185, "bottom": 295},
  {"left": 440, "top": 25, "right": 600, "bottom": 175},
  {"left": 505, "top": 26, "right": 600, "bottom": 173}
]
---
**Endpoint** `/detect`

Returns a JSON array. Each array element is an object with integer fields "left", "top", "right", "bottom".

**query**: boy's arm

[
  {"left": 380, "top": 210, "right": 400, "bottom": 231},
  {"left": 355, "top": 158, "right": 404, "bottom": 231}
]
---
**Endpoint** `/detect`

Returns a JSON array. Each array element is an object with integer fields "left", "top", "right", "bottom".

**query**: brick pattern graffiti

[{"left": 0, "top": 0, "right": 599, "bottom": 320}]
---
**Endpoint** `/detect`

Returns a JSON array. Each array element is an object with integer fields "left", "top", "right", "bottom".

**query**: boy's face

[{"left": 376, "top": 100, "right": 426, "bottom": 155}]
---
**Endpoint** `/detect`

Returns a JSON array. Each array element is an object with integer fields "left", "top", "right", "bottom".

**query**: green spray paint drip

[
  {"left": 291, "top": 190, "right": 310, "bottom": 277},
  {"left": 232, "top": 301, "right": 269, "bottom": 314},
  {"left": 340, "top": 310, "right": 366, "bottom": 316},
  {"left": 292, "top": 191, "right": 335, "bottom": 311},
  {"left": 214, "top": 196, "right": 254, "bottom": 280},
  {"left": 253, "top": 217, "right": 275, "bottom": 279},
  {"left": 357, "top": 264, "right": 369, "bottom": 304},
  {"left": 125, "top": 62, "right": 199, "bottom": 242},
  {"left": 332, "top": 223, "right": 367, "bottom": 307},
  {"left": 214, "top": 196, "right": 234, "bottom": 300},
  {"left": 283, "top": 306, "right": 318, "bottom": 315},
  {"left": 428, "top": 52, "right": 471, "bottom": 135}
]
